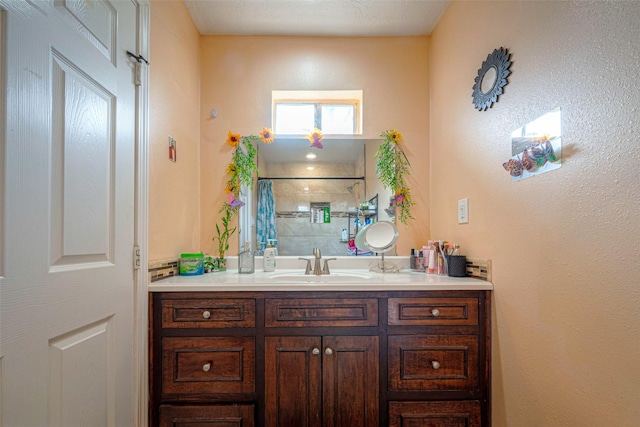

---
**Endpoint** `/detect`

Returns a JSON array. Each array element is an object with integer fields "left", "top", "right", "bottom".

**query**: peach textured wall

[
  {"left": 430, "top": 1, "right": 640, "bottom": 425},
  {"left": 148, "top": 0, "right": 201, "bottom": 260},
  {"left": 199, "top": 36, "right": 430, "bottom": 256}
]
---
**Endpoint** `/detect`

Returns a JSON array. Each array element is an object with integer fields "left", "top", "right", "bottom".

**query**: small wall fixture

[{"left": 168, "top": 136, "right": 177, "bottom": 162}]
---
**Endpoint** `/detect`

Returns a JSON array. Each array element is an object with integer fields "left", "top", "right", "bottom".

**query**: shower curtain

[{"left": 256, "top": 180, "right": 277, "bottom": 249}]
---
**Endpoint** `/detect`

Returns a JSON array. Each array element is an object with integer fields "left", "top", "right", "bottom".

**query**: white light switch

[{"left": 458, "top": 198, "right": 469, "bottom": 224}]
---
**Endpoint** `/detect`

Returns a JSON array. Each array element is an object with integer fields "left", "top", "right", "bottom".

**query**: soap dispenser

[
  {"left": 263, "top": 243, "right": 276, "bottom": 272},
  {"left": 267, "top": 239, "right": 278, "bottom": 256}
]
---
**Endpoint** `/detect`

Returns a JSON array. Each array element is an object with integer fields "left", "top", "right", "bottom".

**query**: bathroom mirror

[
  {"left": 480, "top": 66, "right": 497, "bottom": 94},
  {"left": 242, "top": 137, "right": 394, "bottom": 257}
]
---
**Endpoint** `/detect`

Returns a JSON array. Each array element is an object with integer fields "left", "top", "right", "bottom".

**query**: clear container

[{"left": 238, "top": 242, "right": 254, "bottom": 274}]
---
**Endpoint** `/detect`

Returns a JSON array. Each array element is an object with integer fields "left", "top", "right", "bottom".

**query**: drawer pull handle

[
  {"left": 431, "top": 361, "right": 441, "bottom": 370},
  {"left": 202, "top": 311, "right": 211, "bottom": 319},
  {"left": 431, "top": 309, "right": 440, "bottom": 317},
  {"left": 312, "top": 348, "right": 320, "bottom": 355},
  {"left": 325, "top": 348, "right": 333, "bottom": 355},
  {"left": 202, "top": 363, "right": 212, "bottom": 372}
]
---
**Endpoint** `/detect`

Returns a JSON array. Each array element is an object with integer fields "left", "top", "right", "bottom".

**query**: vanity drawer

[
  {"left": 389, "top": 401, "right": 481, "bottom": 427},
  {"left": 161, "top": 337, "right": 255, "bottom": 395},
  {"left": 159, "top": 404, "right": 255, "bottom": 427},
  {"left": 161, "top": 298, "right": 255, "bottom": 328},
  {"left": 265, "top": 298, "right": 378, "bottom": 327},
  {"left": 388, "top": 335, "right": 479, "bottom": 391},
  {"left": 388, "top": 297, "right": 478, "bottom": 326}
]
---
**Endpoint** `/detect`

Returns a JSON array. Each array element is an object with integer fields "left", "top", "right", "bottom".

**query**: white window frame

[{"left": 272, "top": 90, "right": 363, "bottom": 136}]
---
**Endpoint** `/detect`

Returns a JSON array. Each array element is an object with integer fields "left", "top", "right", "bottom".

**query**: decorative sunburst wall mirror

[{"left": 472, "top": 47, "right": 512, "bottom": 111}]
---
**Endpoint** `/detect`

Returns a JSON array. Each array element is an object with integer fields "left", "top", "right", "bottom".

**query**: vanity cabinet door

[
  {"left": 322, "top": 335, "right": 379, "bottom": 427},
  {"left": 264, "top": 335, "right": 379, "bottom": 427},
  {"left": 265, "top": 336, "right": 322, "bottom": 427}
]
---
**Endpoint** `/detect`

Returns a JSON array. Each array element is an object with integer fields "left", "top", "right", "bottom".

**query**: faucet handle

[
  {"left": 322, "top": 258, "right": 337, "bottom": 275},
  {"left": 298, "top": 257, "right": 313, "bottom": 275}
]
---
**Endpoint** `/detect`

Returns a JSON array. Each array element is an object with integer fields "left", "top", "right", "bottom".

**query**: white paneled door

[{"left": 0, "top": 1, "right": 139, "bottom": 426}]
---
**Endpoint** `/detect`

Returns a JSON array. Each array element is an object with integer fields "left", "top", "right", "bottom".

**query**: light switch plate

[{"left": 458, "top": 198, "right": 469, "bottom": 224}]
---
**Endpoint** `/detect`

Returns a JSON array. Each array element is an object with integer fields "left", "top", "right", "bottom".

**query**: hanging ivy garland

[
  {"left": 375, "top": 129, "right": 414, "bottom": 224},
  {"left": 213, "top": 128, "right": 272, "bottom": 259}
]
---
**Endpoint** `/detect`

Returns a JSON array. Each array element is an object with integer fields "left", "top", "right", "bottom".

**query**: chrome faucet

[
  {"left": 322, "top": 257, "right": 337, "bottom": 275},
  {"left": 299, "top": 248, "right": 336, "bottom": 275},
  {"left": 313, "top": 248, "right": 323, "bottom": 275},
  {"left": 298, "top": 257, "right": 313, "bottom": 275}
]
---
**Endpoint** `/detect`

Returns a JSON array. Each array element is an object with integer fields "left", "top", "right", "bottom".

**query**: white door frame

[{"left": 133, "top": 1, "right": 150, "bottom": 426}]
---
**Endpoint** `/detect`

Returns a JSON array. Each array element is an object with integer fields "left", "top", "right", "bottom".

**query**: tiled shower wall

[{"left": 264, "top": 163, "right": 366, "bottom": 256}]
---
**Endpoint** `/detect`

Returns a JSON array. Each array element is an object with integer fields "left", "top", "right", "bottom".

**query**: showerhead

[{"left": 347, "top": 182, "right": 360, "bottom": 194}]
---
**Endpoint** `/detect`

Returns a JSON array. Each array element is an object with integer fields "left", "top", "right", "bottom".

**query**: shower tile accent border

[
  {"left": 276, "top": 210, "right": 352, "bottom": 219},
  {"left": 466, "top": 258, "right": 491, "bottom": 281},
  {"left": 148, "top": 258, "right": 179, "bottom": 282}
]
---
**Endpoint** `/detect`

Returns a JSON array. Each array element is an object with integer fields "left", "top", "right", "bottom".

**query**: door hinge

[
  {"left": 126, "top": 51, "right": 148, "bottom": 87},
  {"left": 134, "top": 62, "right": 142, "bottom": 86},
  {"left": 133, "top": 245, "right": 141, "bottom": 270}
]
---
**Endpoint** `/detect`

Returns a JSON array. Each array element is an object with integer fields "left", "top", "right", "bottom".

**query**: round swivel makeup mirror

[
  {"left": 360, "top": 221, "right": 398, "bottom": 252},
  {"left": 355, "top": 221, "right": 400, "bottom": 273}
]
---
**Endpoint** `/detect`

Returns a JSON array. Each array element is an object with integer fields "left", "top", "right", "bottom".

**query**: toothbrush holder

[{"left": 447, "top": 255, "right": 467, "bottom": 277}]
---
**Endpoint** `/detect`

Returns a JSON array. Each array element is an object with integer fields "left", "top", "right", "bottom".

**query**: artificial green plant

[
  {"left": 213, "top": 202, "right": 237, "bottom": 260},
  {"left": 212, "top": 129, "right": 270, "bottom": 259},
  {"left": 375, "top": 129, "right": 415, "bottom": 224}
]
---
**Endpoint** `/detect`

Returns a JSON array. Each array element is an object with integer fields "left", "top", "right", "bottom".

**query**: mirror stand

[
  {"left": 370, "top": 253, "right": 400, "bottom": 274},
  {"left": 356, "top": 220, "right": 400, "bottom": 273}
]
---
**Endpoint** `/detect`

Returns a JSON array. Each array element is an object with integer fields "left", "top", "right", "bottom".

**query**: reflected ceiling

[{"left": 259, "top": 138, "right": 364, "bottom": 165}]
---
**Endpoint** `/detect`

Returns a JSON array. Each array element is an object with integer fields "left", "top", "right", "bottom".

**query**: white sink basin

[{"left": 268, "top": 271, "right": 373, "bottom": 283}]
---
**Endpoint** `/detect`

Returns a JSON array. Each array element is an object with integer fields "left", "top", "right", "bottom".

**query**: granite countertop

[{"left": 149, "top": 256, "right": 493, "bottom": 292}]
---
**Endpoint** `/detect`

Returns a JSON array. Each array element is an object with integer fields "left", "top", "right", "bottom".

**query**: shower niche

[{"left": 310, "top": 202, "right": 331, "bottom": 223}]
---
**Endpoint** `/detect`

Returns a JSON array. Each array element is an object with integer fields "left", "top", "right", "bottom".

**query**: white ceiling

[{"left": 184, "top": 0, "right": 450, "bottom": 37}]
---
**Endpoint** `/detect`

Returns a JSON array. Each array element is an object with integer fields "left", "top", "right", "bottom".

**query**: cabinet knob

[
  {"left": 325, "top": 348, "right": 333, "bottom": 355},
  {"left": 431, "top": 309, "right": 440, "bottom": 317},
  {"left": 202, "top": 310, "right": 211, "bottom": 319},
  {"left": 431, "top": 361, "right": 440, "bottom": 370},
  {"left": 202, "top": 363, "right": 211, "bottom": 372},
  {"left": 312, "top": 348, "right": 320, "bottom": 355}
]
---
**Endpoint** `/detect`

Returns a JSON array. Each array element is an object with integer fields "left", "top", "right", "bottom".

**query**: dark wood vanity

[{"left": 149, "top": 289, "right": 491, "bottom": 426}]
